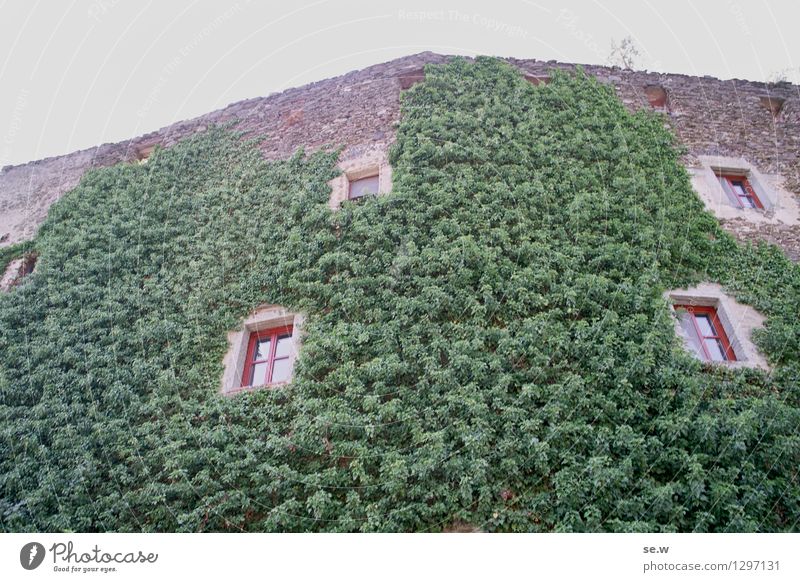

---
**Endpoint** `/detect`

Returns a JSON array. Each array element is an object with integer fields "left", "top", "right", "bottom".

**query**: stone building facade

[
  {"left": 1, "top": 51, "right": 799, "bottom": 261},
  {"left": 1, "top": 52, "right": 798, "bottom": 533}
]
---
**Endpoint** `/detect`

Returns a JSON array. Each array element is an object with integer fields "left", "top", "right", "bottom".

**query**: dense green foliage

[{"left": 1, "top": 57, "right": 798, "bottom": 532}]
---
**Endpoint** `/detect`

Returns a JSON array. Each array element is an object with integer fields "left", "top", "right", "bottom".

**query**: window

[
  {"left": 666, "top": 283, "right": 768, "bottom": 370},
  {"left": 759, "top": 95, "right": 785, "bottom": 117},
  {"left": 716, "top": 173, "right": 763, "bottom": 209},
  {"left": 21, "top": 252, "right": 37, "bottom": 277},
  {"left": 328, "top": 151, "right": 392, "bottom": 210},
  {"left": 220, "top": 304, "right": 303, "bottom": 394},
  {"left": 674, "top": 305, "right": 736, "bottom": 362},
  {"left": 644, "top": 85, "right": 669, "bottom": 113},
  {"left": 137, "top": 145, "right": 155, "bottom": 164},
  {"left": 692, "top": 156, "right": 797, "bottom": 222},
  {"left": 0, "top": 252, "right": 37, "bottom": 292},
  {"left": 524, "top": 74, "right": 550, "bottom": 86},
  {"left": 242, "top": 325, "right": 294, "bottom": 388},
  {"left": 397, "top": 68, "right": 425, "bottom": 90},
  {"left": 348, "top": 174, "right": 379, "bottom": 200}
]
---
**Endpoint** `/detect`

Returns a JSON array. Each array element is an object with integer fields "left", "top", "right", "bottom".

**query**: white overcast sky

[{"left": 1, "top": 0, "right": 798, "bottom": 168}]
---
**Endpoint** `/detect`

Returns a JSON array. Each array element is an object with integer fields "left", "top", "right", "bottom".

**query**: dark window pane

[
  {"left": 730, "top": 180, "right": 746, "bottom": 195},
  {"left": 274, "top": 334, "right": 292, "bottom": 358},
  {"left": 271, "top": 358, "right": 292, "bottom": 383},
  {"left": 254, "top": 338, "right": 271, "bottom": 361},
  {"left": 349, "top": 175, "right": 379, "bottom": 199}
]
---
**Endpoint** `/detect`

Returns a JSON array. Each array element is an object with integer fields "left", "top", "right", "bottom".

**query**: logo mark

[{"left": 20, "top": 542, "right": 46, "bottom": 570}]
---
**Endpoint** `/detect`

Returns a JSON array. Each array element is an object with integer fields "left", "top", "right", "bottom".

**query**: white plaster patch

[{"left": 0, "top": 257, "right": 24, "bottom": 292}]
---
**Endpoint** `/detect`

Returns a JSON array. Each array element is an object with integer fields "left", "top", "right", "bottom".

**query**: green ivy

[{"left": 1, "top": 57, "right": 798, "bottom": 532}]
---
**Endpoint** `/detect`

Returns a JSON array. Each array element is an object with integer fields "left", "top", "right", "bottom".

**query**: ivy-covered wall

[{"left": 1, "top": 57, "right": 798, "bottom": 532}]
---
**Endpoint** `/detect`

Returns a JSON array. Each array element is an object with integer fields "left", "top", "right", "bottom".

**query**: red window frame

[
  {"left": 718, "top": 174, "right": 763, "bottom": 209},
  {"left": 241, "top": 325, "right": 294, "bottom": 388},
  {"left": 674, "top": 305, "right": 736, "bottom": 362}
]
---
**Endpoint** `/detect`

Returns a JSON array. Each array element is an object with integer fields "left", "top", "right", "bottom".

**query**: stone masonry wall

[{"left": 1, "top": 52, "right": 799, "bottom": 260}]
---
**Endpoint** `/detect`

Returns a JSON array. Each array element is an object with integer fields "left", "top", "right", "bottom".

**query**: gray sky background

[{"left": 1, "top": 0, "right": 798, "bottom": 168}]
